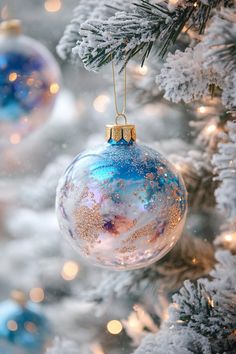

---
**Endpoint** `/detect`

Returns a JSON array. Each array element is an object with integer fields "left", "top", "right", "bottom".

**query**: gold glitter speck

[{"left": 74, "top": 204, "right": 104, "bottom": 244}]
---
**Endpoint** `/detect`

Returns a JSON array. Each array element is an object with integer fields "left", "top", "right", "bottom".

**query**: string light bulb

[
  {"left": 168, "top": 0, "right": 179, "bottom": 5},
  {"left": 138, "top": 65, "right": 148, "bottom": 75},
  {"left": 24, "top": 321, "right": 37, "bottom": 333},
  {"left": 29, "top": 288, "right": 45, "bottom": 303},
  {"left": 61, "top": 261, "right": 79, "bottom": 281},
  {"left": 215, "top": 231, "right": 236, "bottom": 252},
  {"left": 50, "top": 82, "right": 60, "bottom": 94},
  {"left": 44, "top": 0, "right": 62, "bottom": 13},
  {"left": 197, "top": 106, "right": 207, "bottom": 114},
  {"left": 224, "top": 233, "right": 233, "bottom": 242},
  {"left": 7, "top": 320, "right": 18, "bottom": 331},
  {"left": 205, "top": 123, "right": 217, "bottom": 134},
  {"left": 93, "top": 94, "right": 110, "bottom": 113},
  {"left": 107, "top": 320, "right": 123, "bottom": 335},
  {"left": 8, "top": 72, "right": 18, "bottom": 82}
]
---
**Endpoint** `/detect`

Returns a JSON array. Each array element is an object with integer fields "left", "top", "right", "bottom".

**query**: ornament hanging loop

[
  {"left": 111, "top": 59, "right": 127, "bottom": 123},
  {"left": 115, "top": 113, "right": 127, "bottom": 125}
]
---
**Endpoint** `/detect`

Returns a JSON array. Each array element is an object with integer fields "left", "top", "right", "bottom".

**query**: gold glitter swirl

[
  {"left": 74, "top": 204, "right": 104, "bottom": 244},
  {"left": 166, "top": 203, "right": 183, "bottom": 232},
  {"left": 124, "top": 221, "right": 157, "bottom": 244},
  {"left": 116, "top": 244, "right": 137, "bottom": 254}
]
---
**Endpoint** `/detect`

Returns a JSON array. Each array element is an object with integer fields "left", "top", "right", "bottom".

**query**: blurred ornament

[
  {"left": 56, "top": 122, "right": 187, "bottom": 270},
  {"left": 0, "top": 19, "right": 60, "bottom": 147},
  {"left": 0, "top": 290, "right": 52, "bottom": 353}
]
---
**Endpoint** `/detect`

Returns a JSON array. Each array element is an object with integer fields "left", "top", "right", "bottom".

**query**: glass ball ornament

[
  {"left": 0, "top": 291, "right": 52, "bottom": 353},
  {"left": 56, "top": 123, "right": 187, "bottom": 270},
  {"left": 0, "top": 19, "right": 60, "bottom": 147}
]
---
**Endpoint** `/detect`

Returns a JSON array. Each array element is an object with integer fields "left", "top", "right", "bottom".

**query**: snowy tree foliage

[
  {"left": 82, "top": 235, "right": 214, "bottom": 303},
  {"left": 46, "top": 338, "right": 79, "bottom": 354},
  {"left": 58, "top": 1, "right": 236, "bottom": 108},
  {"left": 58, "top": 0, "right": 230, "bottom": 70},
  {"left": 5, "top": 0, "right": 236, "bottom": 354},
  {"left": 212, "top": 121, "right": 236, "bottom": 222},
  {"left": 158, "top": 6, "right": 236, "bottom": 107},
  {"left": 157, "top": 44, "right": 219, "bottom": 103},
  {"left": 134, "top": 251, "right": 236, "bottom": 354},
  {"left": 203, "top": 7, "right": 236, "bottom": 74},
  {"left": 57, "top": 0, "right": 131, "bottom": 65},
  {"left": 57, "top": 0, "right": 96, "bottom": 62},
  {"left": 203, "top": 7, "right": 236, "bottom": 109},
  {"left": 134, "top": 328, "right": 211, "bottom": 354}
]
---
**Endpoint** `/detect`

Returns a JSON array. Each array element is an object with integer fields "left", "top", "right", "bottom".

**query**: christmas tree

[{"left": 0, "top": 1, "right": 235, "bottom": 353}]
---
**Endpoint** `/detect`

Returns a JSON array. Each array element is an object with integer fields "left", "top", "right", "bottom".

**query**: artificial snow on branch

[
  {"left": 204, "top": 7, "right": 236, "bottom": 74},
  {"left": 82, "top": 234, "right": 214, "bottom": 303},
  {"left": 158, "top": 7, "right": 236, "bottom": 108},
  {"left": 134, "top": 250, "right": 236, "bottom": 354},
  {"left": 59, "top": 0, "right": 229, "bottom": 72},
  {"left": 57, "top": 0, "right": 96, "bottom": 62},
  {"left": 204, "top": 6, "right": 236, "bottom": 109},
  {"left": 157, "top": 44, "right": 219, "bottom": 103},
  {"left": 57, "top": 0, "right": 131, "bottom": 65},
  {"left": 46, "top": 338, "right": 79, "bottom": 354},
  {"left": 78, "top": 0, "right": 193, "bottom": 71},
  {"left": 170, "top": 149, "right": 216, "bottom": 208},
  {"left": 212, "top": 120, "right": 236, "bottom": 223},
  {"left": 134, "top": 327, "right": 211, "bottom": 354}
]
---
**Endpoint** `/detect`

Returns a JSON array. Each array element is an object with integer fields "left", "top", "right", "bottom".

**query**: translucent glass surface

[
  {"left": 0, "top": 33, "right": 60, "bottom": 147},
  {"left": 56, "top": 141, "right": 187, "bottom": 270}
]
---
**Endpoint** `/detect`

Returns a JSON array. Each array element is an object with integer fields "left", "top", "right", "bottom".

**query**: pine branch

[
  {"left": 57, "top": 0, "right": 96, "bottom": 62},
  {"left": 204, "top": 7, "right": 236, "bottom": 73},
  {"left": 73, "top": 0, "right": 230, "bottom": 71},
  {"left": 57, "top": 0, "right": 130, "bottom": 63},
  {"left": 78, "top": 1, "right": 194, "bottom": 71},
  {"left": 212, "top": 121, "right": 236, "bottom": 222},
  {"left": 134, "top": 251, "right": 236, "bottom": 354}
]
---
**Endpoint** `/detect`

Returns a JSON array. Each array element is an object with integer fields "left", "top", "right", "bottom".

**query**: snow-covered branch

[{"left": 134, "top": 250, "right": 236, "bottom": 354}]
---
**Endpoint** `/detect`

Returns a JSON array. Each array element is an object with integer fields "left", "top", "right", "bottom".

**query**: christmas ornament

[
  {"left": 0, "top": 19, "right": 60, "bottom": 146},
  {"left": 56, "top": 121, "right": 187, "bottom": 270},
  {"left": 0, "top": 291, "right": 51, "bottom": 353},
  {"left": 56, "top": 62, "right": 187, "bottom": 270}
]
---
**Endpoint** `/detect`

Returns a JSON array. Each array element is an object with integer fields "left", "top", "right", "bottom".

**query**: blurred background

[{"left": 0, "top": 1, "right": 223, "bottom": 354}]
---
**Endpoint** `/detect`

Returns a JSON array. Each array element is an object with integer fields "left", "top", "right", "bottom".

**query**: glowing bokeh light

[
  {"left": 61, "top": 261, "right": 79, "bottom": 281},
  {"left": 8, "top": 72, "right": 18, "bottom": 82},
  {"left": 138, "top": 65, "right": 148, "bottom": 75},
  {"left": 29, "top": 288, "right": 45, "bottom": 303},
  {"left": 9, "top": 133, "right": 21, "bottom": 145},
  {"left": 7, "top": 320, "right": 18, "bottom": 331},
  {"left": 107, "top": 320, "right": 123, "bottom": 335},
  {"left": 93, "top": 94, "right": 110, "bottom": 113},
  {"left": 44, "top": 0, "right": 62, "bottom": 13},
  {"left": 224, "top": 234, "right": 233, "bottom": 242},
  {"left": 50, "top": 82, "right": 60, "bottom": 94},
  {"left": 206, "top": 124, "right": 217, "bottom": 134},
  {"left": 197, "top": 106, "right": 207, "bottom": 114},
  {"left": 24, "top": 321, "right": 37, "bottom": 333}
]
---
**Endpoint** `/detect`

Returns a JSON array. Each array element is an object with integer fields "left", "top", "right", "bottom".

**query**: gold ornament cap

[
  {"left": 0, "top": 19, "right": 22, "bottom": 36},
  {"left": 106, "top": 123, "right": 136, "bottom": 143}
]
